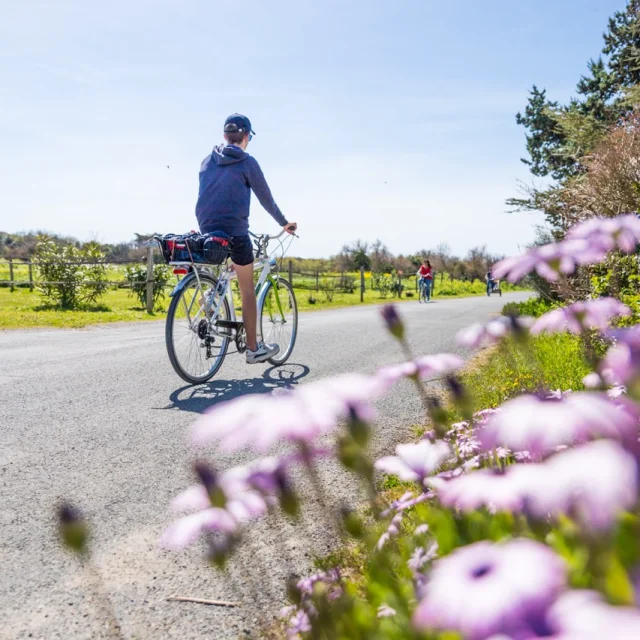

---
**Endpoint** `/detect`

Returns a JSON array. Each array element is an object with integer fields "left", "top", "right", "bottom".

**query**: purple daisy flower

[
  {"left": 377, "top": 513, "right": 403, "bottom": 550},
  {"left": 408, "top": 542, "right": 439, "bottom": 573},
  {"left": 377, "top": 604, "right": 397, "bottom": 618},
  {"left": 546, "top": 590, "right": 640, "bottom": 638},
  {"left": 434, "top": 468, "right": 529, "bottom": 513},
  {"left": 377, "top": 354, "right": 464, "bottom": 386},
  {"left": 435, "top": 440, "right": 637, "bottom": 531},
  {"left": 567, "top": 214, "right": 640, "bottom": 254},
  {"left": 478, "top": 392, "right": 640, "bottom": 457},
  {"left": 492, "top": 239, "right": 606, "bottom": 283},
  {"left": 192, "top": 372, "right": 389, "bottom": 452},
  {"left": 375, "top": 440, "right": 452, "bottom": 485},
  {"left": 523, "top": 439, "right": 637, "bottom": 531},
  {"left": 159, "top": 507, "right": 239, "bottom": 550},
  {"left": 413, "top": 538, "right": 567, "bottom": 640},
  {"left": 456, "top": 316, "right": 534, "bottom": 349},
  {"left": 297, "top": 568, "right": 341, "bottom": 595},
  {"left": 531, "top": 297, "right": 630, "bottom": 336},
  {"left": 600, "top": 325, "right": 640, "bottom": 386},
  {"left": 286, "top": 609, "right": 312, "bottom": 638}
]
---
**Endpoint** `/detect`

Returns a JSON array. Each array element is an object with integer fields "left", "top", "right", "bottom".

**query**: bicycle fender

[{"left": 169, "top": 273, "right": 196, "bottom": 298}]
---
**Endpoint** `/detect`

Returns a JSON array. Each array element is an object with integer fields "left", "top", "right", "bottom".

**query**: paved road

[{"left": 0, "top": 293, "right": 528, "bottom": 639}]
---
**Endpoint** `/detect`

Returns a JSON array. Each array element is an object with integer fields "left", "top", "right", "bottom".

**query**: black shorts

[{"left": 230, "top": 235, "right": 254, "bottom": 266}]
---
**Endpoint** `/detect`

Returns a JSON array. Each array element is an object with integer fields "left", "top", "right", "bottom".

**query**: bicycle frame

[{"left": 168, "top": 254, "right": 285, "bottom": 338}]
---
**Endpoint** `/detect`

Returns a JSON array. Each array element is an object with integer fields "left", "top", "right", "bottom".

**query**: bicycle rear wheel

[
  {"left": 259, "top": 277, "right": 298, "bottom": 365},
  {"left": 165, "top": 273, "right": 230, "bottom": 384}
]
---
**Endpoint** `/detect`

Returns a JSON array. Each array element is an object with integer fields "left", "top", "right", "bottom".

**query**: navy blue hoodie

[{"left": 195, "top": 144, "right": 287, "bottom": 236}]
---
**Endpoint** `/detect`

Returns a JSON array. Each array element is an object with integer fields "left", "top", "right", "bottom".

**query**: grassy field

[
  {"left": 0, "top": 279, "right": 516, "bottom": 330},
  {"left": 461, "top": 333, "right": 591, "bottom": 409},
  {"left": 0, "top": 288, "right": 160, "bottom": 329}
]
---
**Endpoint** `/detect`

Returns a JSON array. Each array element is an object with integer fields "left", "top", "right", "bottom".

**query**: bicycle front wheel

[
  {"left": 165, "top": 273, "right": 230, "bottom": 384},
  {"left": 259, "top": 277, "right": 298, "bottom": 365}
]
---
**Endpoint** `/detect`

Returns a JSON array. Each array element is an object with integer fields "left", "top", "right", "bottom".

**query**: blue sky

[{"left": 0, "top": 0, "right": 625, "bottom": 258}]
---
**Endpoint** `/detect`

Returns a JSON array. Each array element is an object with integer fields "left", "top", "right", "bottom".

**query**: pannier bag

[{"left": 159, "top": 231, "right": 232, "bottom": 265}]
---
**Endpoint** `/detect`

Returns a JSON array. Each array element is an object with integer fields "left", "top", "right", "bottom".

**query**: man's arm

[{"left": 246, "top": 157, "right": 288, "bottom": 227}]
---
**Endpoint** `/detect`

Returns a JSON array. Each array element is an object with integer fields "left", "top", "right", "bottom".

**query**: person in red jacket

[{"left": 418, "top": 260, "right": 434, "bottom": 302}]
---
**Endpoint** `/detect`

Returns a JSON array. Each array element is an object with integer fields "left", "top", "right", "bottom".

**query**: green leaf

[{"left": 603, "top": 553, "right": 635, "bottom": 606}]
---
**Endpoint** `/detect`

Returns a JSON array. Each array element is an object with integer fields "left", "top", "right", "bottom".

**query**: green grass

[
  {"left": 0, "top": 288, "right": 164, "bottom": 329},
  {"left": 462, "top": 333, "right": 592, "bottom": 410}
]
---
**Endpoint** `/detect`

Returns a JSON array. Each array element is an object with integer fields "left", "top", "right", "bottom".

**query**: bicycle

[
  {"left": 486, "top": 279, "right": 502, "bottom": 297},
  {"left": 156, "top": 229, "right": 298, "bottom": 384},
  {"left": 418, "top": 278, "right": 432, "bottom": 303}
]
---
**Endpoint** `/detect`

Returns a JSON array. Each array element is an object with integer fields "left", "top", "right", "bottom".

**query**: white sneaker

[{"left": 246, "top": 341, "right": 280, "bottom": 364}]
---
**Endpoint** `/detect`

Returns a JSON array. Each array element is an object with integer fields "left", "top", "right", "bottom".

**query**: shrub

[
  {"left": 374, "top": 274, "right": 393, "bottom": 299},
  {"left": 33, "top": 237, "right": 108, "bottom": 309},
  {"left": 502, "top": 296, "right": 557, "bottom": 318},
  {"left": 124, "top": 263, "right": 172, "bottom": 310},
  {"left": 320, "top": 278, "right": 336, "bottom": 302},
  {"left": 339, "top": 274, "right": 357, "bottom": 294}
]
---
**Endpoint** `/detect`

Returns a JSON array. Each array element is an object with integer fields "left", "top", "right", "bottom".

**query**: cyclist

[
  {"left": 418, "top": 260, "right": 433, "bottom": 302},
  {"left": 195, "top": 113, "right": 297, "bottom": 364},
  {"left": 486, "top": 270, "right": 496, "bottom": 295}
]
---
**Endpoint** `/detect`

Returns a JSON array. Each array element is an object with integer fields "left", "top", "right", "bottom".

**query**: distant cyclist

[
  {"left": 195, "top": 113, "right": 298, "bottom": 364},
  {"left": 486, "top": 270, "right": 496, "bottom": 295},
  {"left": 418, "top": 260, "right": 434, "bottom": 303}
]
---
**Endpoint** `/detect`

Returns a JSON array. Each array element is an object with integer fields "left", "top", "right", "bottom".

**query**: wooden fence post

[
  {"left": 146, "top": 245, "right": 154, "bottom": 314},
  {"left": 288, "top": 260, "right": 293, "bottom": 286},
  {"left": 28, "top": 261, "right": 34, "bottom": 292},
  {"left": 9, "top": 258, "right": 14, "bottom": 292},
  {"left": 397, "top": 273, "right": 401, "bottom": 298},
  {"left": 360, "top": 265, "right": 365, "bottom": 303},
  {"left": 315, "top": 270, "right": 319, "bottom": 292}
]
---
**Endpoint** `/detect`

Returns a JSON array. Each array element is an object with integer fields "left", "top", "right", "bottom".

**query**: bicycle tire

[
  {"left": 165, "top": 273, "right": 230, "bottom": 384},
  {"left": 259, "top": 277, "right": 298, "bottom": 365}
]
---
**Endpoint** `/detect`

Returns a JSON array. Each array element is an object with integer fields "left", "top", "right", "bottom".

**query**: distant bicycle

[
  {"left": 487, "top": 278, "right": 502, "bottom": 297},
  {"left": 154, "top": 229, "right": 298, "bottom": 384},
  {"left": 418, "top": 277, "right": 433, "bottom": 303}
]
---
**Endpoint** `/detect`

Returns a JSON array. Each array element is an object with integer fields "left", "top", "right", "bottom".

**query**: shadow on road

[{"left": 157, "top": 363, "right": 311, "bottom": 415}]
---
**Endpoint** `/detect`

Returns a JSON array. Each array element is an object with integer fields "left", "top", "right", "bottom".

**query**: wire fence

[{"left": 0, "top": 255, "right": 421, "bottom": 293}]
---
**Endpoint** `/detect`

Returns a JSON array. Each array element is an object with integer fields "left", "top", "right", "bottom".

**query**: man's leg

[{"left": 234, "top": 263, "right": 258, "bottom": 352}]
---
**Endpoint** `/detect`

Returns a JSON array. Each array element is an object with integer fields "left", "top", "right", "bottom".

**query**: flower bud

[
  {"left": 381, "top": 304, "right": 404, "bottom": 341},
  {"left": 338, "top": 435, "right": 360, "bottom": 471},
  {"left": 340, "top": 506, "right": 364, "bottom": 539},
  {"left": 347, "top": 406, "right": 370, "bottom": 447},
  {"left": 207, "top": 534, "right": 236, "bottom": 570},
  {"left": 446, "top": 375, "right": 473, "bottom": 420},
  {"left": 194, "top": 461, "right": 226, "bottom": 508},
  {"left": 286, "top": 576, "right": 303, "bottom": 606},
  {"left": 58, "top": 503, "right": 88, "bottom": 554},
  {"left": 275, "top": 467, "right": 300, "bottom": 518},
  {"left": 507, "top": 314, "right": 530, "bottom": 345},
  {"left": 427, "top": 397, "right": 449, "bottom": 433}
]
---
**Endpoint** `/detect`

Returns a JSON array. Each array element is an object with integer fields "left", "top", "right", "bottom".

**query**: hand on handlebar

[{"left": 283, "top": 222, "right": 298, "bottom": 236}]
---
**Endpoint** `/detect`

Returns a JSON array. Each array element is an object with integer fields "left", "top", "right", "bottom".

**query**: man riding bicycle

[
  {"left": 195, "top": 114, "right": 297, "bottom": 364},
  {"left": 486, "top": 270, "right": 496, "bottom": 295}
]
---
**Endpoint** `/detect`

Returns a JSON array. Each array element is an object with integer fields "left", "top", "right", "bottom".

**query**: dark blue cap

[{"left": 224, "top": 114, "right": 255, "bottom": 136}]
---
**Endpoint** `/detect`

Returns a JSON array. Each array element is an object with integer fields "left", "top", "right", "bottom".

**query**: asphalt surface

[{"left": 0, "top": 293, "right": 529, "bottom": 639}]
